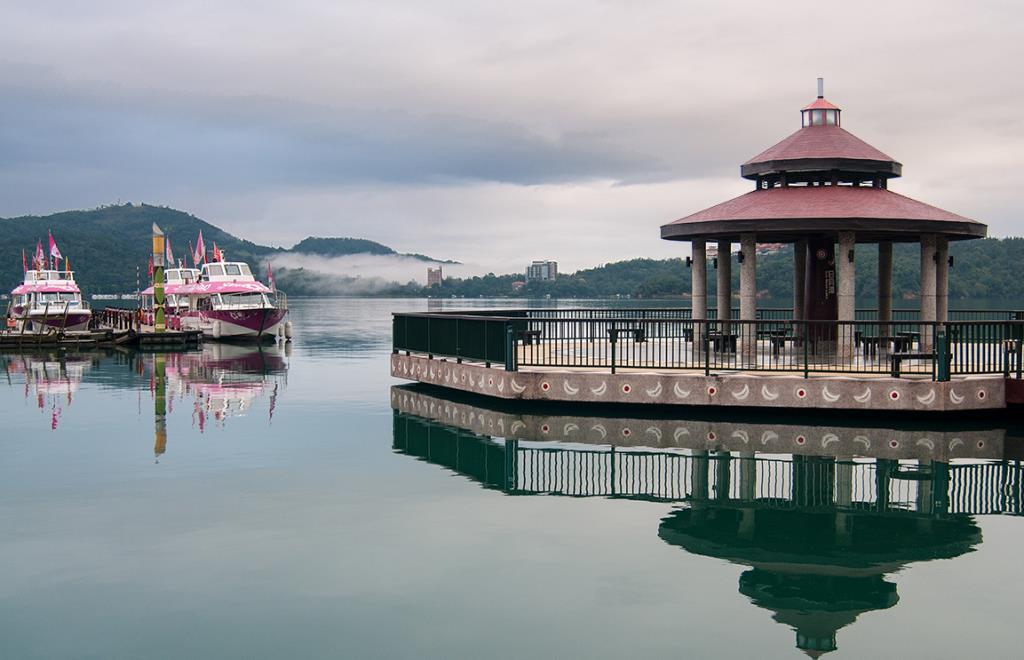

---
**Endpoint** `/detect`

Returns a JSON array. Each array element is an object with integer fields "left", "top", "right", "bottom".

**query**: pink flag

[
  {"left": 48, "top": 231, "right": 62, "bottom": 261},
  {"left": 166, "top": 236, "right": 174, "bottom": 265},
  {"left": 22, "top": 249, "right": 27, "bottom": 273},
  {"left": 266, "top": 262, "right": 276, "bottom": 293},
  {"left": 35, "top": 241, "right": 44, "bottom": 270},
  {"left": 193, "top": 231, "right": 205, "bottom": 265}
]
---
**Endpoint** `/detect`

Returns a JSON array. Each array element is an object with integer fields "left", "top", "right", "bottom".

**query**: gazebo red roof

[
  {"left": 661, "top": 186, "right": 986, "bottom": 243},
  {"left": 744, "top": 125, "right": 895, "bottom": 167},
  {"left": 801, "top": 97, "right": 841, "bottom": 111}
]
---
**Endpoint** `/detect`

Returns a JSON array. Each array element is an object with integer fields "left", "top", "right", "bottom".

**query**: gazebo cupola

[{"left": 740, "top": 79, "right": 902, "bottom": 189}]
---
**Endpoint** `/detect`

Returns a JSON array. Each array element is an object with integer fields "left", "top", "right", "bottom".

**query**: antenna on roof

[{"left": 817, "top": 77, "right": 824, "bottom": 98}]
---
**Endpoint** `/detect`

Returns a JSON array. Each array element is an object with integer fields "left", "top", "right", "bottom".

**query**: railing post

[
  {"left": 610, "top": 321, "right": 617, "bottom": 375},
  {"left": 703, "top": 320, "right": 710, "bottom": 377},
  {"left": 803, "top": 321, "right": 809, "bottom": 379},
  {"left": 504, "top": 322, "right": 516, "bottom": 372},
  {"left": 936, "top": 328, "right": 949, "bottom": 382}
]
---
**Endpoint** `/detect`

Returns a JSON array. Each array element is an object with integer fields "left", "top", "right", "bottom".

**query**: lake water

[{"left": 2, "top": 298, "right": 1022, "bottom": 659}]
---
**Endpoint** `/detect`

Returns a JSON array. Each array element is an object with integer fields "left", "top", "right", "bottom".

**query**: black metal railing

[{"left": 392, "top": 309, "right": 1024, "bottom": 380}]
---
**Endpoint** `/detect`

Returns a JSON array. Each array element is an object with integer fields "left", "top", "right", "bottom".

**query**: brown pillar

[
  {"left": 740, "top": 233, "right": 757, "bottom": 364},
  {"left": 837, "top": 232, "right": 856, "bottom": 361},
  {"left": 794, "top": 239, "right": 807, "bottom": 322}
]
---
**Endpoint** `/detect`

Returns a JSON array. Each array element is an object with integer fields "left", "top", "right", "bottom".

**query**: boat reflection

[
  {"left": 1, "top": 352, "right": 100, "bottom": 429},
  {"left": 0, "top": 343, "right": 289, "bottom": 448},
  {"left": 391, "top": 384, "right": 1022, "bottom": 657}
]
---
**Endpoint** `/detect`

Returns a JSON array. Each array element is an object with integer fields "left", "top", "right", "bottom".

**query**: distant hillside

[
  {"left": 0, "top": 204, "right": 274, "bottom": 294},
  {"left": 0, "top": 204, "right": 450, "bottom": 294}
]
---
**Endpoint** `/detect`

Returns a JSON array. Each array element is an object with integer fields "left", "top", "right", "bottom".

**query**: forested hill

[
  {"left": 424, "top": 238, "right": 1024, "bottom": 302},
  {"left": 0, "top": 204, "right": 447, "bottom": 294},
  {"left": 0, "top": 204, "right": 273, "bottom": 293}
]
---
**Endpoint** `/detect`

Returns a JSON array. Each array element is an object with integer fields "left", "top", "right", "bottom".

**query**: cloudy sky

[{"left": 2, "top": 0, "right": 1021, "bottom": 271}]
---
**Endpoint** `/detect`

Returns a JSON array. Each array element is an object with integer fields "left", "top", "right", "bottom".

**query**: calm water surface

[{"left": 1, "top": 298, "right": 1022, "bottom": 659}]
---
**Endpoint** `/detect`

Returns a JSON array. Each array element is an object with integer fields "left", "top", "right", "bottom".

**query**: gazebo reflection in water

[{"left": 391, "top": 385, "right": 1020, "bottom": 657}]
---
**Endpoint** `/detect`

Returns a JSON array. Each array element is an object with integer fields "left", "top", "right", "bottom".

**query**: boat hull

[
  {"left": 183, "top": 308, "right": 287, "bottom": 341},
  {"left": 9, "top": 308, "right": 92, "bottom": 333}
]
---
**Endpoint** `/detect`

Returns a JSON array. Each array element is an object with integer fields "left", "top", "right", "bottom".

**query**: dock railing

[{"left": 393, "top": 309, "right": 1024, "bottom": 380}]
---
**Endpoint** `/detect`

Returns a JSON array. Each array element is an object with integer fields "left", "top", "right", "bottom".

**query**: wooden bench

[
  {"left": 890, "top": 351, "right": 933, "bottom": 377},
  {"left": 708, "top": 332, "right": 737, "bottom": 352},
  {"left": 607, "top": 327, "right": 646, "bottom": 343}
]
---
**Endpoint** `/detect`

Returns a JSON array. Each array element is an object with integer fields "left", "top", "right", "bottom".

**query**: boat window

[
  {"left": 225, "top": 264, "right": 242, "bottom": 277},
  {"left": 238, "top": 264, "right": 252, "bottom": 277}
]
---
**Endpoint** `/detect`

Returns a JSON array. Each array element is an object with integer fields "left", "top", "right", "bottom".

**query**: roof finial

[{"left": 817, "top": 77, "right": 824, "bottom": 99}]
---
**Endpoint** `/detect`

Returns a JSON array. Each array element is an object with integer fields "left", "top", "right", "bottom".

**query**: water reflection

[
  {"left": 0, "top": 343, "right": 290, "bottom": 450},
  {"left": 391, "top": 384, "right": 1020, "bottom": 657}
]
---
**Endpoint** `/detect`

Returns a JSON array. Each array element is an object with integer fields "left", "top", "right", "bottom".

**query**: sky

[{"left": 2, "top": 0, "right": 1022, "bottom": 273}]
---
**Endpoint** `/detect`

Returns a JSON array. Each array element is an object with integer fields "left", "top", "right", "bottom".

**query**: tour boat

[
  {"left": 177, "top": 262, "right": 289, "bottom": 341},
  {"left": 8, "top": 269, "right": 92, "bottom": 333},
  {"left": 140, "top": 267, "right": 201, "bottom": 327}
]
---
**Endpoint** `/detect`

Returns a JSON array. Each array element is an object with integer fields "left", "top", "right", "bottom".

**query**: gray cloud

[{"left": 1, "top": 0, "right": 1022, "bottom": 268}]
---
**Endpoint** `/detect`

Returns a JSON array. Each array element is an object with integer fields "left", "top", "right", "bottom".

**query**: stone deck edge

[{"left": 391, "top": 353, "right": 1007, "bottom": 412}]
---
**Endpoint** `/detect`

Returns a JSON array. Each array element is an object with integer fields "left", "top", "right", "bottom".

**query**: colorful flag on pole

[
  {"left": 35, "top": 241, "right": 44, "bottom": 270},
  {"left": 22, "top": 249, "right": 27, "bottom": 273},
  {"left": 212, "top": 244, "right": 223, "bottom": 263},
  {"left": 266, "top": 262, "right": 276, "bottom": 293},
  {"left": 193, "top": 231, "right": 205, "bottom": 265},
  {"left": 148, "top": 255, "right": 154, "bottom": 279},
  {"left": 166, "top": 236, "right": 174, "bottom": 266},
  {"left": 48, "top": 231, "right": 62, "bottom": 262}
]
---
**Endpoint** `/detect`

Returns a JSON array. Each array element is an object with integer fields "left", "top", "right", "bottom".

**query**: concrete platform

[{"left": 391, "top": 353, "right": 1009, "bottom": 412}]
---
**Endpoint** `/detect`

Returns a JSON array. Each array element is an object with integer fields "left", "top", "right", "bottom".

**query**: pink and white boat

[
  {"left": 141, "top": 267, "right": 200, "bottom": 324},
  {"left": 8, "top": 269, "right": 92, "bottom": 333},
  {"left": 177, "top": 262, "right": 289, "bottom": 341}
]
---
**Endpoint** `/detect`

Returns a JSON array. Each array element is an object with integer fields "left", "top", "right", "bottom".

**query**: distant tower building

[
  {"left": 526, "top": 260, "right": 558, "bottom": 281},
  {"left": 427, "top": 266, "right": 443, "bottom": 287}
]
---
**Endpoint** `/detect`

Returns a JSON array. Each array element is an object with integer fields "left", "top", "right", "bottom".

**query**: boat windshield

[
  {"left": 36, "top": 292, "right": 79, "bottom": 304},
  {"left": 221, "top": 293, "right": 267, "bottom": 307}
]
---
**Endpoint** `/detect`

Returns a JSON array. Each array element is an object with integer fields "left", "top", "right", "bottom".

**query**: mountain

[
  {"left": 0, "top": 204, "right": 449, "bottom": 294},
  {"left": 0, "top": 204, "right": 275, "bottom": 294}
]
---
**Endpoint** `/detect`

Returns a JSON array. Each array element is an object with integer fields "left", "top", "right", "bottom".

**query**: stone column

[
  {"left": 717, "top": 240, "right": 732, "bottom": 346},
  {"left": 691, "top": 450, "right": 709, "bottom": 501},
  {"left": 837, "top": 232, "right": 856, "bottom": 362},
  {"left": 920, "top": 234, "right": 938, "bottom": 351},
  {"left": 936, "top": 236, "right": 949, "bottom": 325},
  {"left": 691, "top": 239, "right": 707, "bottom": 353},
  {"left": 739, "top": 451, "right": 756, "bottom": 502},
  {"left": 740, "top": 233, "right": 757, "bottom": 365},
  {"left": 878, "top": 241, "right": 893, "bottom": 350}
]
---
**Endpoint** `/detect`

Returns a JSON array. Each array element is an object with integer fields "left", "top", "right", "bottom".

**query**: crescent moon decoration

[
  {"left": 591, "top": 424, "right": 607, "bottom": 439},
  {"left": 591, "top": 382, "right": 608, "bottom": 396},
  {"left": 563, "top": 381, "right": 579, "bottom": 395},
  {"left": 673, "top": 383, "right": 691, "bottom": 399},
  {"left": 822, "top": 433, "right": 839, "bottom": 447},
  {"left": 949, "top": 438, "right": 964, "bottom": 451},
  {"left": 916, "top": 390, "right": 936, "bottom": 405},
  {"left": 732, "top": 384, "right": 750, "bottom": 400},
  {"left": 646, "top": 426, "right": 663, "bottom": 441},
  {"left": 761, "top": 385, "right": 779, "bottom": 401},
  {"left": 917, "top": 438, "right": 936, "bottom": 450},
  {"left": 646, "top": 383, "right": 663, "bottom": 398},
  {"left": 674, "top": 427, "right": 691, "bottom": 442},
  {"left": 496, "top": 379, "right": 504, "bottom": 392},
  {"left": 854, "top": 435, "right": 871, "bottom": 448},
  {"left": 510, "top": 421, "right": 526, "bottom": 434},
  {"left": 732, "top": 429, "right": 750, "bottom": 444},
  {"left": 510, "top": 379, "right": 526, "bottom": 393},
  {"left": 854, "top": 388, "right": 872, "bottom": 403},
  {"left": 563, "top": 423, "right": 579, "bottom": 435},
  {"left": 822, "top": 386, "right": 840, "bottom": 403},
  {"left": 760, "top": 430, "right": 778, "bottom": 445},
  {"left": 950, "top": 389, "right": 965, "bottom": 404}
]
